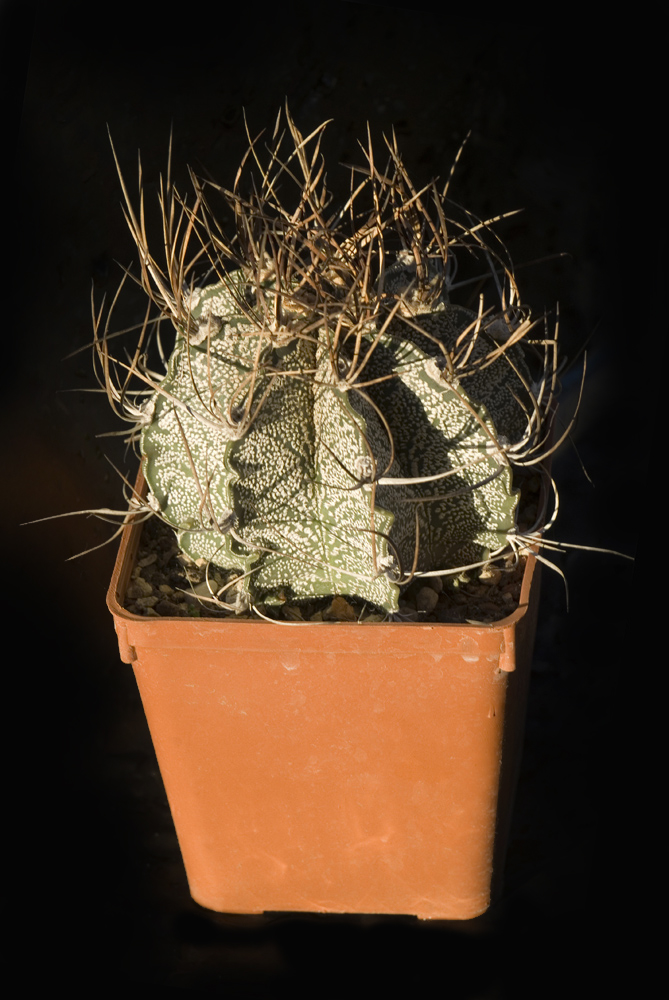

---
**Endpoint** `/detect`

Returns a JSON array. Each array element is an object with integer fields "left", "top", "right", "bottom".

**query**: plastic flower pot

[{"left": 107, "top": 467, "right": 541, "bottom": 920}]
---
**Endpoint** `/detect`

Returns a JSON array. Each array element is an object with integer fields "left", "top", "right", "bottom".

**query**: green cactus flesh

[{"left": 140, "top": 270, "right": 531, "bottom": 613}]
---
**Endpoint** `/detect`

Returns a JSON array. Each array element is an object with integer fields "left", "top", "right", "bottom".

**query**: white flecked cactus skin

[{"left": 104, "top": 110, "right": 556, "bottom": 616}]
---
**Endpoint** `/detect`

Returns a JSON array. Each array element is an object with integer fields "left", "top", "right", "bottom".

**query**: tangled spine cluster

[{"left": 95, "top": 108, "right": 567, "bottom": 617}]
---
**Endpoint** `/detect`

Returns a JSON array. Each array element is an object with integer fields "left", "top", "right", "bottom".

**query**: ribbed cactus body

[
  {"left": 96, "top": 110, "right": 556, "bottom": 616},
  {"left": 141, "top": 266, "right": 531, "bottom": 613}
]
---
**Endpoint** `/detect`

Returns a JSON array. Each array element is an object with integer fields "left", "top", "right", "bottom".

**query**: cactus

[{"left": 97, "top": 109, "right": 564, "bottom": 617}]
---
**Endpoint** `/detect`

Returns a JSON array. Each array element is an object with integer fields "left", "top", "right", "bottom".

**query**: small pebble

[
  {"left": 135, "top": 595, "right": 159, "bottom": 608},
  {"left": 479, "top": 565, "right": 502, "bottom": 585},
  {"left": 282, "top": 605, "right": 306, "bottom": 621},
  {"left": 156, "top": 599, "right": 178, "bottom": 616},
  {"left": 416, "top": 587, "right": 439, "bottom": 613},
  {"left": 324, "top": 596, "right": 358, "bottom": 621},
  {"left": 127, "top": 578, "right": 154, "bottom": 599}
]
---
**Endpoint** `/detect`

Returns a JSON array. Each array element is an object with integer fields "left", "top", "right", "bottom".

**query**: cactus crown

[{"left": 95, "top": 108, "right": 565, "bottom": 619}]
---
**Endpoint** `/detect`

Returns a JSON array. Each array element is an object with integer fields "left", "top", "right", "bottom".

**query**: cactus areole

[{"left": 105, "top": 110, "right": 556, "bottom": 618}]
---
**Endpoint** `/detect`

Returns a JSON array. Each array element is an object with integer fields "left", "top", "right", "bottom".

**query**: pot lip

[{"left": 107, "top": 464, "right": 539, "bottom": 632}]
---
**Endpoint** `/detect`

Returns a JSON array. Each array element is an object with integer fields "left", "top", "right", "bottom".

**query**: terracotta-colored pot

[{"left": 107, "top": 468, "right": 541, "bottom": 920}]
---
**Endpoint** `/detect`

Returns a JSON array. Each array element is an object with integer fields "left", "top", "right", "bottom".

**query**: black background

[{"left": 4, "top": 1, "right": 658, "bottom": 993}]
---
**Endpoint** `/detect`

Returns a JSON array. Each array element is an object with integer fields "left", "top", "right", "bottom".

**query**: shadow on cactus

[{"left": 62, "top": 107, "right": 631, "bottom": 621}]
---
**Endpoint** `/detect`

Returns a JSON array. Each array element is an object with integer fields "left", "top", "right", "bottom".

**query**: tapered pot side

[{"left": 107, "top": 468, "right": 540, "bottom": 920}]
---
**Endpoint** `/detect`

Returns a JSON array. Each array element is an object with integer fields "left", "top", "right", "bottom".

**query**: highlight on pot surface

[{"left": 33, "top": 107, "right": 632, "bottom": 621}]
